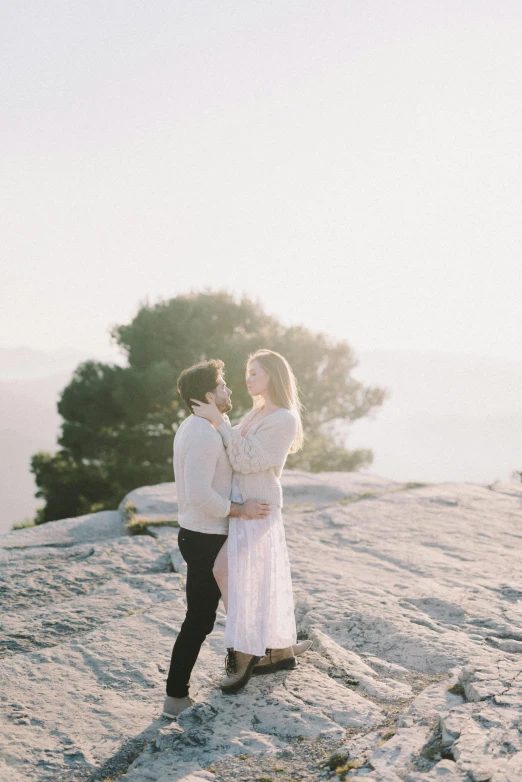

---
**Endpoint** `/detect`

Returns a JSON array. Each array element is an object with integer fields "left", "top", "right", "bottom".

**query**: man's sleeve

[{"left": 184, "top": 431, "right": 231, "bottom": 518}]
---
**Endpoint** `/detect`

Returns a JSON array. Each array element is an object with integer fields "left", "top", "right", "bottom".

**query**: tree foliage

[{"left": 31, "top": 291, "right": 386, "bottom": 522}]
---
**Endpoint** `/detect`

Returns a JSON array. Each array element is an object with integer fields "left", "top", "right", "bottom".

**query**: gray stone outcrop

[{"left": 1, "top": 471, "right": 521, "bottom": 781}]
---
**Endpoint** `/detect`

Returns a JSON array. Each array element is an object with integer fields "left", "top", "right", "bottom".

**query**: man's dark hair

[{"left": 177, "top": 359, "right": 224, "bottom": 414}]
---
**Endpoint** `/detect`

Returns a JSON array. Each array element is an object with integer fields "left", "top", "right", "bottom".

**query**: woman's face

[{"left": 246, "top": 360, "right": 270, "bottom": 398}]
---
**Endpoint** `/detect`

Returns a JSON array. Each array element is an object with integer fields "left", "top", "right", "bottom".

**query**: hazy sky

[{"left": 2, "top": 1, "right": 521, "bottom": 361}]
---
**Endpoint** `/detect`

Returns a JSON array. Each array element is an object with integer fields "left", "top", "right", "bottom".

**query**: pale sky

[{"left": 1, "top": 1, "right": 521, "bottom": 361}]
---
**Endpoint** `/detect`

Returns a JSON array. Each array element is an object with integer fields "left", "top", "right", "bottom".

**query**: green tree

[{"left": 31, "top": 291, "right": 386, "bottom": 523}]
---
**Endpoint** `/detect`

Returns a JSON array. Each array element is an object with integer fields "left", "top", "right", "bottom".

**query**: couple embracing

[{"left": 163, "top": 349, "right": 311, "bottom": 718}]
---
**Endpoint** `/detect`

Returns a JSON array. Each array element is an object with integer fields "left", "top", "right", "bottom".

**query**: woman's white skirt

[{"left": 225, "top": 474, "right": 297, "bottom": 656}]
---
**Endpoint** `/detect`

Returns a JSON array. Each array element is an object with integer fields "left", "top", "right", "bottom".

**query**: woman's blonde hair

[{"left": 247, "top": 349, "right": 304, "bottom": 453}]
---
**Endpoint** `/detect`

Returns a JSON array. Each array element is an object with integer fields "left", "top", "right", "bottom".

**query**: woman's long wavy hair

[{"left": 246, "top": 349, "right": 304, "bottom": 453}]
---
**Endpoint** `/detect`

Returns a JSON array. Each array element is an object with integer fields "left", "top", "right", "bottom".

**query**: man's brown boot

[
  {"left": 252, "top": 646, "right": 297, "bottom": 675},
  {"left": 220, "top": 649, "right": 261, "bottom": 694}
]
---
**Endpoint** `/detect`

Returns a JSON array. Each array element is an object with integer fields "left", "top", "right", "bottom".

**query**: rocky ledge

[{"left": 1, "top": 471, "right": 521, "bottom": 782}]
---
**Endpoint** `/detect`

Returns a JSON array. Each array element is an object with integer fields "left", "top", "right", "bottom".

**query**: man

[
  {"left": 163, "top": 359, "right": 311, "bottom": 718},
  {"left": 163, "top": 360, "right": 270, "bottom": 718}
]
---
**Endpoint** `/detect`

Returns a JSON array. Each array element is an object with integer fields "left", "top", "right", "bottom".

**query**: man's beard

[{"left": 217, "top": 399, "right": 232, "bottom": 414}]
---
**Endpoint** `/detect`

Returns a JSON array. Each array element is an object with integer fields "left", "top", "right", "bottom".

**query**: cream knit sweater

[
  {"left": 217, "top": 407, "right": 298, "bottom": 508},
  {"left": 174, "top": 415, "right": 232, "bottom": 534}
]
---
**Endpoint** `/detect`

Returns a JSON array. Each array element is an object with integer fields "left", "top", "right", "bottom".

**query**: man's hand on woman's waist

[{"left": 229, "top": 499, "right": 270, "bottom": 520}]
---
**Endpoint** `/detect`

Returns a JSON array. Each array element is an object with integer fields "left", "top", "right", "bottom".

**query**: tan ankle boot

[
  {"left": 252, "top": 646, "right": 297, "bottom": 675},
  {"left": 220, "top": 649, "right": 261, "bottom": 694},
  {"left": 253, "top": 640, "right": 311, "bottom": 675}
]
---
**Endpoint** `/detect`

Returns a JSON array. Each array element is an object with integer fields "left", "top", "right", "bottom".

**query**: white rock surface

[
  {"left": 119, "top": 483, "right": 178, "bottom": 522},
  {"left": 0, "top": 471, "right": 521, "bottom": 781},
  {"left": 0, "top": 510, "right": 124, "bottom": 549}
]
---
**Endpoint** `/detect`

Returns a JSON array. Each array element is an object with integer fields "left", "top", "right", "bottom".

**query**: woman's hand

[{"left": 191, "top": 398, "right": 225, "bottom": 428}]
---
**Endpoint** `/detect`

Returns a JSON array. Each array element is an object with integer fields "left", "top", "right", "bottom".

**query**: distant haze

[
  {"left": 1, "top": 2, "right": 521, "bottom": 362},
  {"left": 0, "top": 346, "right": 520, "bottom": 535},
  {"left": 349, "top": 350, "right": 522, "bottom": 484}
]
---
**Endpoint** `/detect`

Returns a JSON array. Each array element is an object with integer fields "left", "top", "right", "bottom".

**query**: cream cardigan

[
  {"left": 174, "top": 415, "right": 232, "bottom": 534},
  {"left": 217, "top": 407, "right": 298, "bottom": 508}
]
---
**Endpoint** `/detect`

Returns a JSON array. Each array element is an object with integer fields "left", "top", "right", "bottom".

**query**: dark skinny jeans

[{"left": 166, "top": 526, "right": 227, "bottom": 698}]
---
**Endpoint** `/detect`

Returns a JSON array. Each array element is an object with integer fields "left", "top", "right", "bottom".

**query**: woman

[{"left": 191, "top": 348, "right": 304, "bottom": 693}]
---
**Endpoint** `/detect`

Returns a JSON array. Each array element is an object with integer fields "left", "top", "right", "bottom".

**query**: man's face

[{"left": 208, "top": 374, "right": 232, "bottom": 413}]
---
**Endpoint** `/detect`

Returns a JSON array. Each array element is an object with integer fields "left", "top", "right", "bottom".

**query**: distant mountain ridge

[
  {"left": 353, "top": 349, "right": 522, "bottom": 416},
  {"left": 0, "top": 347, "right": 119, "bottom": 534},
  {"left": 349, "top": 349, "right": 522, "bottom": 484}
]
